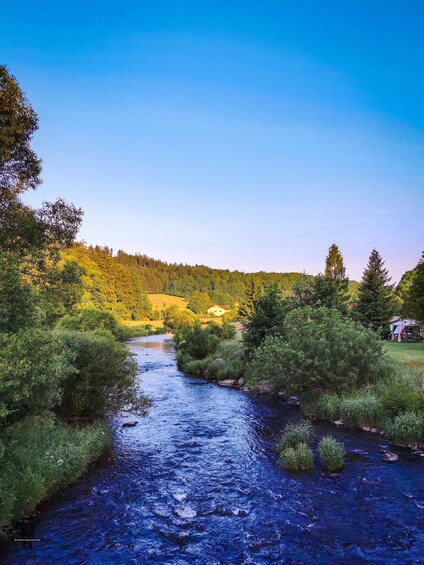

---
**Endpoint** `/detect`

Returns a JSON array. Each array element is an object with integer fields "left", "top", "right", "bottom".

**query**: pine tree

[
  {"left": 355, "top": 249, "right": 393, "bottom": 336},
  {"left": 404, "top": 251, "right": 424, "bottom": 323},
  {"left": 325, "top": 243, "right": 349, "bottom": 303},
  {"left": 238, "top": 277, "right": 262, "bottom": 322}
]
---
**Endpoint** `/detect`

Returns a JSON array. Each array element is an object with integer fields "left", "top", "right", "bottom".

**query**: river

[{"left": 3, "top": 334, "right": 423, "bottom": 564}]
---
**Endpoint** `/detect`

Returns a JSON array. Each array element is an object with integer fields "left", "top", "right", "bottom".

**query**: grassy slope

[
  {"left": 147, "top": 294, "right": 189, "bottom": 310},
  {"left": 384, "top": 342, "right": 424, "bottom": 370}
]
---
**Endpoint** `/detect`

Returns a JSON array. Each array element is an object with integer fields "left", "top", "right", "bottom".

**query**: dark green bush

[
  {"left": 318, "top": 436, "right": 345, "bottom": 471},
  {"left": 380, "top": 379, "right": 424, "bottom": 419},
  {"left": 247, "top": 307, "right": 383, "bottom": 395},
  {"left": 58, "top": 330, "right": 152, "bottom": 418},
  {"left": 0, "top": 329, "right": 74, "bottom": 424},
  {"left": 56, "top": 309, "right": 126, "bottom": 340}
]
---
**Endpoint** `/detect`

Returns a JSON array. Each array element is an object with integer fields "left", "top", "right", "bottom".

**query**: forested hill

[
  {"left": 65, "top": 245, "right": 359, "bottom": 319},
  {"left": 113, "top": 249, "right": 312, "bottom": 304}
]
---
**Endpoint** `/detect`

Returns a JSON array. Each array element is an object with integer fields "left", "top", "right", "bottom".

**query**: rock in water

[
  {"left": 237, "top": 377, "right": 245, "bottom": 386},
  {"left": 334, "top": 419, "right": 345, "bottom": 427},
  {"left": 122, "top": 421, "right": 138, "bottom": 428},
  {"left": 382, "top": 452, "right": 398, "bottom": 462},
  {"left": 218, "top": 379, "right": 237, "bottom": 387}
]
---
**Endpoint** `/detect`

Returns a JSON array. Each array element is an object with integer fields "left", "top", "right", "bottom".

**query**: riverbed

[{"left": 3, "top": 334, "right": 423, "bottom": 564}]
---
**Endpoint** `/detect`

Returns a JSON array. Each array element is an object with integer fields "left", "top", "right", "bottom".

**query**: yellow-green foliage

[
  {"left": 318, "top": 436, "right": 345, "bottom": 471},
  {"left": 279, "top": 443, "right": 313, "bottom": 471}
]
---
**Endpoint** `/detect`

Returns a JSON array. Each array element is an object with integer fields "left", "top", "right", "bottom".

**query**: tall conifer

[{"left": 324, "top": 244, "right": 349, "bottom": 303}]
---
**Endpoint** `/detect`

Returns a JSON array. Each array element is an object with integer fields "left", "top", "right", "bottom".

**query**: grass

[
  {"left": 276, "top": 421, "right": 313, "bottom": 452},
  {"left": 279, "top": 443, "right": 313, "bottom": 471},
  {"left": 147, "top": 294, "right": 189, "bottom": 311},
  {"left": 0, "top": 416, "right": 109, "bottom": 536},
  {"left": 384, "top": 342, "right": 424, "bottom": 369},
  {"left": 318, "top": 436, "right": 345, "bottom": 472}
]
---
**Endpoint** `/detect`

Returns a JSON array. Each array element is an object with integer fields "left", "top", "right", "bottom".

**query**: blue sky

[{"left": 1, "top": 1, "right": 423, "bottom": 281}]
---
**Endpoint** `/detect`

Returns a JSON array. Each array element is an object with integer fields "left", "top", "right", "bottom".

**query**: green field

[{"left": 384, "top": 342, "right": 424, "bottom": 369}]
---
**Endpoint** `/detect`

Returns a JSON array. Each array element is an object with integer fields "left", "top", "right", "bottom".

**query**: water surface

[{"left": 3, "top": 335, "right": 423, "bottom": 563}]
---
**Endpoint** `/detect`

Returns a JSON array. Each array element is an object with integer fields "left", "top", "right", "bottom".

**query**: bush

[
  {"left": 318, "top": 436, "right": 345, "bottom": 471},
  {"left": 279, "top": 443, "right": 313, "bottom": 471},
  {"left": 163, "top": 305, "right": 197, "bottom": 332},
  {"left": 176, "top": 323, "right": 220, "bottom": 360},
  {"left": 386, "top": 412, "right": 424, "bottom": 445},
  {"left": 56, "top": 309, "right": 126, "bottom": 340},
  {"left": 247, "top": 307, "right": 383, "bottom": 395},
  {"left": 58, "top": 330, "right": 152, "bottom": 418},
  {"left": 0, "top": 416, "right": 109, "bottom": 535},
  {"left": 380, "top": 377, "right": 424, "bottom": 419},
  {"left": 276, "top": 420, "right": 313, "bottom": 452},
  {"left": 339, "top": 393, "right": 383, "bottom": 427},
  {"left": 0, "top": 329, "right": 74, "bottom": 424}
]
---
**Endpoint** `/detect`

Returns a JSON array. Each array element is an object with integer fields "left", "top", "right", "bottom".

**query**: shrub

[
  {"left": 163, "top": 305, "right": 197, "bottom": 332},
  {"left": 58, "top": 330, "right": 152, "bottom": 418},
  {"left": 56, "top": 309, "right": 126, "bottom": 340},
  {"left": 386, "top": 412, "right": 424, "bottom": 445},
  {"left": 176, "top": 323, "right": 220, "bottom": 360},
  {"left": 248, "top": 307, "right": 383, "bottom": 395},
  {"left": 0, "top": 329, "right": 74, "bottom": 424},
  {"left": 279, "top": 443, "right": 313, "bottom": 471},
  {"left": 380, "top": 378, "right": 424, "bottom": 419},
  {"left": 276, "top": 420, "right": 313, "bottom": 452},
  {"left": 318, "top": 436, "right": 345, "bottom": 471},
  {"left": 339, "top": 393, "right": 383, "bottom": 427}
]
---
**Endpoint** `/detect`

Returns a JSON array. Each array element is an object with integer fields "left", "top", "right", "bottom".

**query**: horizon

[{"left": 2, "top": 1, "right": 423, "bottom": 283}]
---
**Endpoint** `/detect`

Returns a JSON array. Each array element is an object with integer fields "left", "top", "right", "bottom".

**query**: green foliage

[
  {"left": 238, "top": 276, "right": 262, "bottom": 322},
  {"left": 318, "top": 436, "right": 345, "bottom": 471},
  {"left": 339, "top": 393, "right": 382, "bottom": 427},
  {"left": 243, "top": 284, "right": 288, "bottom": 354},
  {"left": 58, "top": 330, "right": 151, "bottom": 418},
  {"left": 64, "top": 246, "right": 151, "bottom": 321},
  {"left": 0, "top": 329, "right": 74, "bottom": 424},
  {"left": 355, "top": 248, "right": 393, "bottom": 336},
  {"left": 176, "top": 323, "right": 220, "bottom": 360},
  {"left": 386, "top": 412, "right": 424, "bottom": 445},
  {"left": 0, "top": 252, "right": 39, "bottom": 333},
  {"left": 56, "top": 308, "right": 126, "bottom": 340},
  {"left": 0, "top": 416, "right": 109, "bottom": 535},
  {"left": 380, "top": 378, "right": 424, "bottom": 419},
  {"left": 404, "top": 251, "right": 424, "bottom": 323},
  {"left": 301, "top": 394, "right": 341, "bottom": 421},
  {"left": 279, "top": 443, "right": 313, "bottom": 471},
  {"left": 276, "top": 421, "right": 313, "bottom": 452},
  {"left": 188, "top": 291, "right": 213, "bottom": 315},
  {"left": 163, "top": 304, "right": 197, "bottom": 331},
  {"left": 0, "top": 65, "right": 41, "bottom": 194},
  {"left": 291, "top": 275, "right": 349, "bottom": 313},
  {"left": 324, "top": 243, "right": 349, "bottom": 304},
  {"left": 248, "top": 307, "right": 383, "bottom": 395}
]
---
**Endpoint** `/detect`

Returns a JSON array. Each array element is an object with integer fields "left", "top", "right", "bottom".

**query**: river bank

[{"left": 2, "top": 334, "right": 423, "bottom": 563}]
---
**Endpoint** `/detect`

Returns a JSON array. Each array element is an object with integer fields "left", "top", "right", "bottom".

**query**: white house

[{"left": 207, "top": 304, "right": 230, "bottom": 317}]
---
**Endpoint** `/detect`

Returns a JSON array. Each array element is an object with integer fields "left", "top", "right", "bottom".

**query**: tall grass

[
  {"left": 339, "top": 393, "right": 383, "bottom": 427},
  {"left": 279, "top": 443, "right": 313, "bottom": 471},
  {"left": 0, "top": 416, "right": 109, "bottom": 536},
  {"left": 318, "top": 436, "right": 345, "bottom": 472},
  {"left": 385, "top": 412, "right": 424, "bottom": 445},
  {"left": 276, "top": 420, "right": 313, "bottom": 452}
]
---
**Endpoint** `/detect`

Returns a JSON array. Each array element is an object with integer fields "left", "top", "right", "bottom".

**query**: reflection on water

[{"left": 3, "top": 334, "right": 423, "bottom": 564}]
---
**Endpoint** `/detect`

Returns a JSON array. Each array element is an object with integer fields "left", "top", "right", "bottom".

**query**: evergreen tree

[
  {"left": 325, "top": 243, "right": 349, "bottom": 303},
  {"left": 404, "top": 251, "right": 424, "bottom": 323},
  {"left": 355, "top": 249, "right": 393, "bottom": 336},
  {"left": 238, "top": 276, "right": 261, "bottom": 322}
]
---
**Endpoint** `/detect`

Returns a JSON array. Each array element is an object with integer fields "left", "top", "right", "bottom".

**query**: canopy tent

[{"left": 389, "top": 318, "right": 422, "bottom": 342}]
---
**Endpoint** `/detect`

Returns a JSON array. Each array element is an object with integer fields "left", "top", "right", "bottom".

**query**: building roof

[{"left": 208, "top": 304, "right": 230, "bottom": 311}]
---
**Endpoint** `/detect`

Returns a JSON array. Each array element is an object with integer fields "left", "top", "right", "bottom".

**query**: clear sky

[{"left": 1, "top": 1, "right": 423, "bottom": 282}]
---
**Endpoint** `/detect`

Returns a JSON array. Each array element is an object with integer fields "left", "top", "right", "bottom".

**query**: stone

[
  {"left": 361, "top": 425, "right": 371, "bottom": 432},
  {"left": 288, "top": 395, "right": 300, "bottom": 405},
  {"left": 413, "top": 451, "right": 424, "bottom": 456},
  {"left": 257, "top": 382, "right": 272, "bottom": 394},
  {"left": 334, "top": 419, "right": 345, "bottom": 427},
  {"left": 382, "top": 452, "right": 398, "bottom": 463},
  {"left": 122, "top": 421, "right": 138, "bottom": 428},
  {"left": 370, "top": 428, "right": 378, "bottom": 433},
  {"left": 237, "top": 378, "right": 245, "bottom": 386},
  {"left": 218, "top": 379, "right": 237, "bottom": 387},
  {"left": 242, "top": 387, "right": 250, "bottom": 392},
  {"left": 211, "top": 358, "right": 225, "bottom": 367}
]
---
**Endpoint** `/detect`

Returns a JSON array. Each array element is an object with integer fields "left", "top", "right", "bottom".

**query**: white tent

[{"left": 389, "top": 319, "right": 421, "bottom": 342}]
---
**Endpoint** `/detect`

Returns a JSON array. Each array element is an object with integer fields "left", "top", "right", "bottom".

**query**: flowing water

[{"left": 3, "top": 335, "right": 423, "bottom": 564}]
